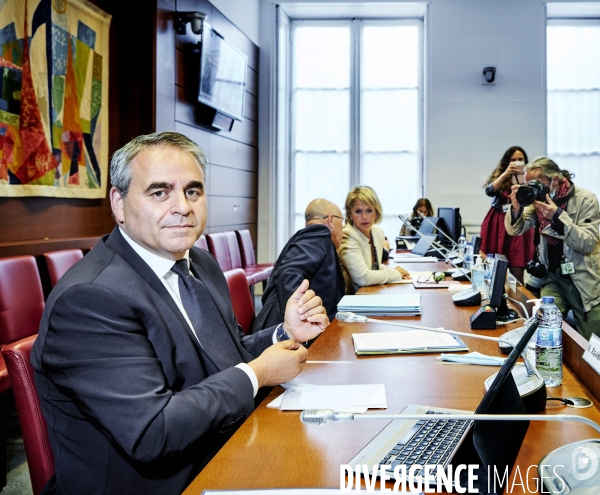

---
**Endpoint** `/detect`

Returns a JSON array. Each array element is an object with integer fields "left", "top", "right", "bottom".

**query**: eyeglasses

[
  {"left": 417, "top": 272, "right": 446, "bottom": 284},
  {"left": 324, "top": 214, "right": 346, "bottom": 225}
]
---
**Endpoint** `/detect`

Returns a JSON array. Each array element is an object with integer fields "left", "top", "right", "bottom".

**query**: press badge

[{"left": 561, "top": 261, "right": 575, "bottom": 275}]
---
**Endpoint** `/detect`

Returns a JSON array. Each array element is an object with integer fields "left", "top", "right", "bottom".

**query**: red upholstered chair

[
  {"left": 205, "top": 232, "right": 233, "bottom": 272},
  {"left": 0, "top": 255, "right": 46, "bottom": 489},
  {"left": 194, "top": 234, "right": 209, "bottom": 251},
  {"left": 0, "top": 255, "right": 45, "bottom": 355},
  {"left": 206, "top": 232, "right": 258, "bottom": 285},
  {"left": 43, "top": 249, "right": 84, "bottom": 287},
  {"left": 2, "top": 336, "right": 54, "bottom": 495},
  {"left": 235, "top": 229, "right": 273, "bottom": 285},
  {"left": 223, "top": 269, "right": 255, "bottom": 335}
]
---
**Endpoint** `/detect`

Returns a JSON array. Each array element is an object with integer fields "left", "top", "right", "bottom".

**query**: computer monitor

[
  {"left": 418, "top": 216, "right": 439, "bottom": 235},
  {"left": 489, "top": 254, "right": 518, "bottom": 322},
  {"left": 471, "top": 235, "right": 482, "bottom": 257},
  {"left": 436, "top": 207, "right": 462, "bottom": 245}
]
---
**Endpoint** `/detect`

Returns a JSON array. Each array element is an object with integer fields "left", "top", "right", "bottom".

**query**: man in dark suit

[
  {"left": 252, "top": 199, "right": 346, "bottom": 333},
  {"left": 31, "top": 132, "right": 329, "bottom": 494}
]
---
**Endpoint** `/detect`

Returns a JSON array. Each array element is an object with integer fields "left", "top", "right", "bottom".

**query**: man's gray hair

[
  {"left": 110, "top": 132, "right": 208, "bottom": 197},
  {"left": 525, "top": 156, "right": 563, "bottom": 181}
]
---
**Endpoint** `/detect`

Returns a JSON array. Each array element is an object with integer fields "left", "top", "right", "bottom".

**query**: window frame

[
  {"left": 546, "top": 17, "right": 600, "bottom": 199},
  {"left": 287, "top": 17, "right": 425, "bottom": 237}
]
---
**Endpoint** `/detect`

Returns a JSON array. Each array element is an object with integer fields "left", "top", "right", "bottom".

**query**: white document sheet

[
  {"left": 277, "top": 384, "right": 387, "bottom": 411},
  {"left": 352, "top": 330, "right": 464, "bottom": 352},
  {"left": 393, "top": 256, "right": 438, "bottom": 263},
  {"left": 387, "top": 271, "right": 431, "bottom": 284}
]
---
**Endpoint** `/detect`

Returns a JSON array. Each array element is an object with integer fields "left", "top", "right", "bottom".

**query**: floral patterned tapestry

[{"left": 0, "top": 0, "right": 110, "bottom": 198}]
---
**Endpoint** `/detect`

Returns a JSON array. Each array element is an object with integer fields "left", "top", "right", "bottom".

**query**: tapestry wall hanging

[{"left": 0, "top": 0, "right": 111, "bottom": 198}]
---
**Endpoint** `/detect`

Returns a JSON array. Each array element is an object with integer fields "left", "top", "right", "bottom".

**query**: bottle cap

[{"left": 542, "top": 296, "right": 555, "bottom": 304}]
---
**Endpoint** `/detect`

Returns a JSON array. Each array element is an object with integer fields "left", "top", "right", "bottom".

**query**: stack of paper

[
  {"left": 267, "top": 384, "right": 387, "bottom": 412},
  {"left": 352, "top": 331, "right": 468, "bottom": 355},
  {"left": 337, "top": 294, "right": 421, "bottom": 316}
]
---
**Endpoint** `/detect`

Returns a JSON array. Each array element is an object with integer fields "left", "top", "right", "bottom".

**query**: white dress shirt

[{"left": 119, "top": 228, "right": 259, "bottom": 396}]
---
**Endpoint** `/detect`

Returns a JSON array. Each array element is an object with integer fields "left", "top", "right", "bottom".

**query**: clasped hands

[{"left": 249, "top": 280, "right": 329, "bottom": 388}]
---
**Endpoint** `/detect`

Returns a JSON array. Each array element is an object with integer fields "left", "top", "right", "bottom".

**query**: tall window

[
  {"left": 547, "top": 20, "right": 600, "bottom": 199},
  {"left": 290, "top": 19, "right": 423, "bottom": 237}
]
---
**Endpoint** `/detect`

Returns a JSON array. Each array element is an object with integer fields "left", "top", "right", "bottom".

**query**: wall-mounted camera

[
  {"left": 175, "top": 11, "right": 206, "bottom": 35},
  {"left": 482, "top": 66, "right": 497, "bottom": 84}
]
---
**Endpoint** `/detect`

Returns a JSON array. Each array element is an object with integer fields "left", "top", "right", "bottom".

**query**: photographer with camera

[
  {"left": 505, "top": 156, "right": 600, "bottom": 340},
  {"left": 480, "top": 146, "right": 535, "bottom": 284}
]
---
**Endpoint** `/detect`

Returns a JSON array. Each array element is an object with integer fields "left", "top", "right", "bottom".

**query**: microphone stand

[
  {"left": 300, "top": 409, "right": 600, "bottom": 431},
  {"left": 398, "top": 214, "right": 472, "bottom": 283},
  {"left": 335, "top": 312, "right": 538, "bottom": 378},
  {"left": 417, "top": 211, "right": 460, "bottom": 253}
]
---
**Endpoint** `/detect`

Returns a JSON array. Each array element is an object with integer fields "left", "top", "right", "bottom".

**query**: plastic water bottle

[
  {"left": 526, "top": 299, "right": 543, "bottom": 367},
  {"left": 471, "top": 255, "right": 485, "bottom": 295},
  {"left": 483, "top": 254, "right": 494, "bottom": 300},
  {"left": 464, "top": 242, "right": 473, "bottom": 270},
  {"left": 458, "top": 234, "right": 466, "bottom": 258},
  {"left": 535, "top": 296, "right": 563, "bottom": 387}
]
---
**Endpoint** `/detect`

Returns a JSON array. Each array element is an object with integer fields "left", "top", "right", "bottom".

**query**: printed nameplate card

[{"left": 582, "top": 334, "right": 600, "bottom": 376}]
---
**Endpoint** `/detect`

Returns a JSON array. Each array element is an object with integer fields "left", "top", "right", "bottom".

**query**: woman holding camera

[
  {"left": 338, "top": 186, "right": 411, "bottom": 294},
  {"left": 480, "top": 146, "right": 535, "bottom": 283}
]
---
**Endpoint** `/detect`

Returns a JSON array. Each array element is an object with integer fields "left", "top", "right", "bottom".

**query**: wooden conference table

[{"left": 184, "top": 258, "right": 600, "bottom": 494}]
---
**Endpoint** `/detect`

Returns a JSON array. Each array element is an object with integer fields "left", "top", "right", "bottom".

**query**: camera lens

[{"left": 516, "top": 186, "right": 536, "bottom": 207}]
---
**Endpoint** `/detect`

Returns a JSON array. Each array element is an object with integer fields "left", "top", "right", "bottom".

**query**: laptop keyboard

[{"left": 378, "top": 411, "right": 472, "bottom": 476}]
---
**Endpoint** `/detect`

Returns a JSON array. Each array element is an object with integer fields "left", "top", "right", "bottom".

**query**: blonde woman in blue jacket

[{"left": 338, "top": 186, "right": 411, "bottom": 293}]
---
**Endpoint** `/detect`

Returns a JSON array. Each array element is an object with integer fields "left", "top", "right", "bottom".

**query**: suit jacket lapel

[{"left": 105, "top": 228, "right": 203, "bottom": 351}]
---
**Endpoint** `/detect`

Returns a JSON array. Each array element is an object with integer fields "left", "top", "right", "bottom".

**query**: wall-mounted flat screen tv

[{"left": 199, "top": 22, "right": 247, "bottom": 122}]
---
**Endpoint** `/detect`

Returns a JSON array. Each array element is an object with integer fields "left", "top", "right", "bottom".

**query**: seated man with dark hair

[
  {"left": 31, "top": 132, "right": 329, "bottom": 494},
  {"left": 252, "top": 198, "right": 346, "bottom": 333}
]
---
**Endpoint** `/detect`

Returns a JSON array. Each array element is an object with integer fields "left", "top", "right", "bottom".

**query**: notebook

[
  {"left": 352, "top": 330, "right": 468, "bottom": 355},
  {"left": 337, "top": 294, "right": 421, "bottom": 316},
  {"left": 347, "top": 318, "right": 539, "bottom": 487}
]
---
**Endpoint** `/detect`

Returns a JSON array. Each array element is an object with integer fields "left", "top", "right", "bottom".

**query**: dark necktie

[{"left": 171, "top": 259, "right": 243, "bottom": 372}]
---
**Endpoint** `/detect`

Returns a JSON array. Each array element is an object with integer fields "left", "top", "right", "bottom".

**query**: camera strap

[
  {"left": 533, "top": 216, "right": 541, "bottom": 248},
  {"left": 536, "top": 180, "right": 574, "bottom": 244}
]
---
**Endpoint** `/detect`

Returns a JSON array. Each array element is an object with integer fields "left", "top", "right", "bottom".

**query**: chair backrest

[
  {"left": 0, "top": 256, "right": 45, "bottom": 345},
  {"left": 43, "top": 249, "right": 84, "bottom": 287},
  {"left": 223, "top": 231, "right": 243, "bottom": 270},
  {"left": 235, "top": 229, "right": 256, "bottom": 267},
  {"left": 2, "top": 336, "right": 54, "bottom": 495},
  {"left": 194, "top": 235, "right": 209, "bottom": 251},
  {"left": 223, "top": 269, "right": 255, "bottom": 335},
  {"left": 206, "top": 233, "right": 232, "bottom": 271},
  {"left": 206, "top": 232, "right": 243, "bottom": 271}
]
